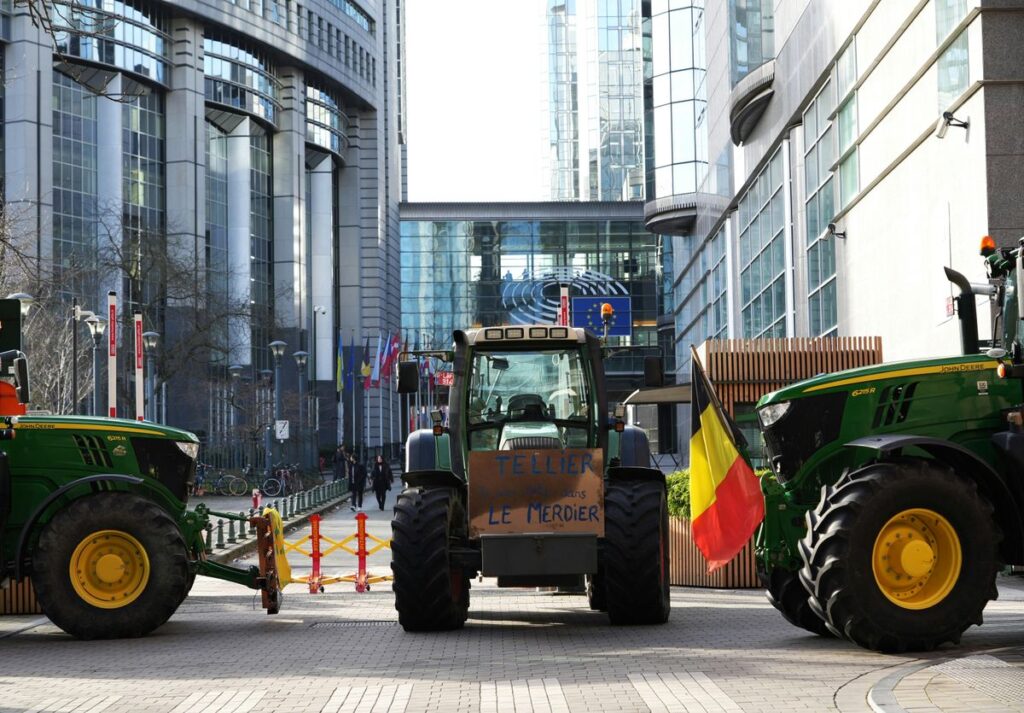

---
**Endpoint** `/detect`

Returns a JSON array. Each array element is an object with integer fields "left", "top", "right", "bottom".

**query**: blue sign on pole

[{"left": 571, "top": 296, "right": 632, "bottom": 337}]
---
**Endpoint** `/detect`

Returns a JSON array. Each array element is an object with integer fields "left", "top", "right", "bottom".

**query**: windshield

[{"left": 466, "top": 348, "right": 593, "bottom": 451}]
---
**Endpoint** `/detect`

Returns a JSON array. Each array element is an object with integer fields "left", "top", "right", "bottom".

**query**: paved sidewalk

[{"left": 3, "top": 488, "right": 1024, "bottom": 712}]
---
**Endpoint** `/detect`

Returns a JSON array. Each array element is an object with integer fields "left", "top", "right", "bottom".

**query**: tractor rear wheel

[
  {"left": 764, "top": 566, "right": 832, "bottom": 637},
  {"left": 799, "top": 460, "right": 1000, "bottom": 652},
  {"left": 391, "top": 487, "right": 469, "bottom": 631},
  {"left": 32, "top": 492, "right": 189, "bottom": 640},
  {"left": 603, "top": 480, "right": 670, "bottom": 625}
]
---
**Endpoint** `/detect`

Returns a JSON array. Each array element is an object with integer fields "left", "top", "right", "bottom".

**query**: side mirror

[
  {"left": 643, "top": 356, "right": 664, "bottom": 388},
  {"left": 13, "top": 357, "right": 29, "bottom": 405},
  {"left": 396, "top": 361, "right": 419, "bottom": 394}
]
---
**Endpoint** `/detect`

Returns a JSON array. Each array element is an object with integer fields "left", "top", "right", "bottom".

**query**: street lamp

[
  {"left": 311, "top": 305, "right": 326, "bottom": 467},
  {"left": 293, "top": 350, "right": 308, "bottom": 468},
  {"left": 229, "top": 364, "right": 244, "bottom": 468},
  {"left": 84, "top": 315, "right": 106, "bottom": 417},
  {"left": 259, "top": 368, "right": 273, "bottom": 477},
  {"left": 71, "top": 304, "right": 95, "bottom": 415},
  {"left": 142, "top": 331, "right": 159, "bottom": 422},
  {"left": 268, "top": 340, "right": 286, "bottom": 473}
]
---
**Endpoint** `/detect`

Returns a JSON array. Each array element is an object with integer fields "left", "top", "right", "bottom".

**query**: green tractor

[
  {"left": 392, "top": 325, "right": 669, "bottom": 630},
  {"left": 0, "top": 318, "right": 282, "bottom": 639},
  {"left": 756, "top": 238, "right": 1024, "bottom": 652}
]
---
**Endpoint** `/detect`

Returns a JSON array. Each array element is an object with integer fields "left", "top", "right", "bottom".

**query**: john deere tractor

[
  {"left": 0, "top": 303, "right": 282, "bottom": 639},
  {"left": 756, "top": 238, "right": 1024, "bottom": 652},
  {"left": 391, "top": 325, "right": 669, "bottom": 630}
]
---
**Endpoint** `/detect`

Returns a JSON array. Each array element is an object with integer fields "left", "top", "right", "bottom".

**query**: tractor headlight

[
  {"left": 175, "top": 441, "right": 199, "bottom": 460},
  {"left": 758, "top": 401, "right": 791, "bottom": 428}
]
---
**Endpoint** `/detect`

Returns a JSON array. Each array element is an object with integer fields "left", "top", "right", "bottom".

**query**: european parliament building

[{"left": 1, "top": 0, "right": 403, "bottom": 462}]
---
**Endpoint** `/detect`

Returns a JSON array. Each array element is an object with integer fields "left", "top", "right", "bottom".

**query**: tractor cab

[{"left": 465, "top": 346, "right": 597, "bottom": 452}]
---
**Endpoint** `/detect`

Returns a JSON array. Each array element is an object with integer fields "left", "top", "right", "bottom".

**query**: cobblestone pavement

[{"left": 2, "top": 487, "right": 1023, "bottom": 713}]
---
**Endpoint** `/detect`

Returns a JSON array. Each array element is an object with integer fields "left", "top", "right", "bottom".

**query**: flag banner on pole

[
  {"left": 688, "top": 347, "right": 764, "bottom": 572},
  {"left": 346, "top": 331, "right": 356, "bottom": 391},
  {"left": 361, "top": 336, "right": 372, "bottom": 390},
  {"left": 336, "top": 331, "right": 344, "bottom": 393},
  {"left": 370, "top": 333, "right": 383, "bottom": 385}
]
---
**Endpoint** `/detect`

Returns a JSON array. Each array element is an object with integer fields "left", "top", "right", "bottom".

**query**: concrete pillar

[
  {"left": 4, "top": 7, "right": 54, "bottom": 277},
  {"left": 309, "top": 157, "right": 335, "bottom": 382},
  {"left": 165, "top": 17, "right": 207, "bottom": 301},
  {"left": 272, "top": 67, "right": 306, "bottom": 335},
  {"left": 227, "top": 118, "right": 253, "bottom": 367},
  {"left": 96, "top": 74, "right": 124, "bottom": 303}
]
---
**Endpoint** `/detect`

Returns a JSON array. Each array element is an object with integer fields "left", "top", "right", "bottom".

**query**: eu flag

[{"left": 571, "top": 296, "right": 632, "bottom": 337}]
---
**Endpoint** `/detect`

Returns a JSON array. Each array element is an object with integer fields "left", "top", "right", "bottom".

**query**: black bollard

[
  {"left": 215, "top": 519, "right": 225, "bottom": 549},
  {"left": 204, "top": 522, "right": 213, "bottom": 555},
  {"left": 227, "top": 518, "right": 237, "bottom": 544},
  {"left": 238, "top": 512, "right": 247, "bottom": 540}
]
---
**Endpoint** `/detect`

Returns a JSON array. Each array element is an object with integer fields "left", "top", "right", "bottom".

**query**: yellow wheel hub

[
  {"left": 69, "top": 530, "right": 150, "bottom": 609},
  {"left": 872, "top": 508, "right": 961, "bottom": 610}
]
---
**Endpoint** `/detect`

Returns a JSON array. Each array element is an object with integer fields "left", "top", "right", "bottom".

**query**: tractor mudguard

[
  {"left": 406, "top": 429, "right": 453, "bottom": 473},
  {"left": 847, "top": 434, "right": 1024, "bottom": 562},
  {"left": 13, "top": 473, "right": 144, "bottom": 580},
  {"left": 403, "top": 469, "right": 466, "bottom": 493},
  {"left": 606, "top": 465, "right": 665, "bottom": 488}
]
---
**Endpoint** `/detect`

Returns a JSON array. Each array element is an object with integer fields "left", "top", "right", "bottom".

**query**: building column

[
  {"left": 4, "top": 7, "right": 53, "bottom": 277},
  {"left": 227, "top": 118, "right": 253, "bottom": 367},
  {"left": 272, "top": 67, "right": 306, "bottom": 338},
  {"left": 165, "top": 17, "right": 207, "bottom": 304},
  {"left": 338, "top": 115, "right": 364, "bottom": 448},
  {"left": 96, "top": 74, "right": 124, "bottom": 304},
  {"left": 309, "top": 156, "right": 335, "bottom": 382}
]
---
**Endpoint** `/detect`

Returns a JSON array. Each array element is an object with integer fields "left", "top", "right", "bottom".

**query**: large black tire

[
  {"left": 391, "top": 487, "right": 469, "bottom": 631},
  {"left": 32, "top": 492, "right": 189, "bottom": 640},
  {"left": 764, "top": 566, "right": 833, "bottom": 637},
  {"left": 603, "top": 480, "right": 670, "bottom": 625},
  {"left": 799, "top": 460, "right": 1000, "bottom": 652}
]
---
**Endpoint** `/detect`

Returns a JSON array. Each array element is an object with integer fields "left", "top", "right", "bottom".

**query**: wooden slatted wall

[
  {"left": 672, "top": 336, "right": 884, "bottom": 588},
  {"left": 0, "top": 579, "right": 42, "bottom": 615}
]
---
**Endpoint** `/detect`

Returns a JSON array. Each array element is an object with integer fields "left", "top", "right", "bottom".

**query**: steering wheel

[{"left": 507, "top": 393, "right": 549, "bottom": 421}]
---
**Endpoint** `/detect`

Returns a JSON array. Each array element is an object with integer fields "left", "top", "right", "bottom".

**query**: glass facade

[
  {"left": 249, "top": 127, "right": 273, "bottom": 371},
  {"left": 936, "top": 1, "right": 969, "bottom": 113},
  {"left": 649, "top": 1, "right": 706, "bottom": 199},
  {"left": 547, "top": 0, "right": 578, "bottom": 200},
  {"left": 738, "top": 148, "right": 786, "bottom": 338},
  {"left": 52, "top": 69, "right": 98, "bottom": 301},
  {"left": 51, "top": 0, "right": 170, "bottom": 84},
  {"left": 728, "top": 0, "right": 773, "bottom": 86},
  {"left": 401, "top": 218, "right": 663, "bottom": 352},
  {"left": 594, "top": 0, "right": 645, "bottom": 201},
  {"left": 545, "top": 0, "right": 645, "bottom": 202},
  {"left": 205, "top": 120, "right": 229, "bottom": 358},
  {"left": 675, "top": 225, "right": 727, "bottom": 368},
  {"left": 203, "top": 35, "right": 281, "bottom": 125},
  {"left": 306, "top": 84, "right": 348, "bottom": 157},
  {"left": 122, "top": 89, "right": 166, "bottom": 313}
]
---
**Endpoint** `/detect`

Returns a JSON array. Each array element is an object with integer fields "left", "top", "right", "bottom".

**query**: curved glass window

[
  {"left": 325, "top": 0, "right": 374, "bottom": 34},
  {"left": 203, "top": 35, "right": 281, "bottom": 125},
  {"left": 51, "top": 0, "right": 170, "bottom": 84},
  {"left": 305, "top": 84, "right": 348, "bottom": 156},
  {"left": 729, "top": 0, "right": 773, "bottom": 87}
]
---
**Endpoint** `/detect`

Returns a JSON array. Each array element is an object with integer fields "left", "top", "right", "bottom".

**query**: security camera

[
  {"left": 936, "top": 111, "right": 969, "bottom": 139},
  {"left": 827, "top": 223, "right": 836, "bottom": 234}
]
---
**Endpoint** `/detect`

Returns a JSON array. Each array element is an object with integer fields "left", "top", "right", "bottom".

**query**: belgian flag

[{"left": 689, "top": 348, "right": 765, "bottom": 571}]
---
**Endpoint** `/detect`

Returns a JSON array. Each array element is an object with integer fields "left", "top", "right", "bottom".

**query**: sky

[{"left": 404, "top": 1, "right": 548, "bottom": 202}]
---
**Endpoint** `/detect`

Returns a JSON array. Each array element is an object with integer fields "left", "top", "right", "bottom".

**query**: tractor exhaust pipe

[{"left": 945, "top": 267, "right": 979, "bottom": 355}]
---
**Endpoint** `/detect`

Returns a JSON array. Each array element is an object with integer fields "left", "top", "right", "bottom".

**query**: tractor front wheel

[
  {"left": 799, "top": 460, "right": 999, "bottom": 652},
  {"left": 603, "top": 480, "right": 670, "bottom": 625},
  {"left": 764, "top": 566, "right": 832, "bottom": 637},
  {"left": 32, "top": 492, "right": 190, "bottom": 640},
  {"left": 391, "top": 487, "right": 469, "bottom": 631}
]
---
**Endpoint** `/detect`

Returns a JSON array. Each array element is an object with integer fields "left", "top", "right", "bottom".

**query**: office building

[{"left": 1, "top": 0, "right": 403, "bottom": 461}]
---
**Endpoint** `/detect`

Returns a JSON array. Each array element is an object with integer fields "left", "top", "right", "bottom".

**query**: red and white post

[
  {"left": 308, "top": 514, "right": 323, "bottom": 594},
  {"left": 354, "top": 511, "right": 369, "bottom": 592},
  {"left": 107, "top": 291, "right": 117, "bottom": 418},
  {"left": 134, "top": 312, "right": 144, "bottom": 421}
]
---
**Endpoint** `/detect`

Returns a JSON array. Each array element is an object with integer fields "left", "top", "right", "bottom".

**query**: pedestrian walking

[
  {"left": 349, "top": 453, "right": 367, "bottom": 510},
  {"left": 370, "top": 454, "right": 392, "bottom": 511},
  {"left": 332, "top": 446, "right": 345, "bottom": 483}
]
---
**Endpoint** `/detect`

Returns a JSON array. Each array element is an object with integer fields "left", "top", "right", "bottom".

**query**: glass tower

[{"left": 546, "top": 0, "right": 645, "bottom": 202}]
